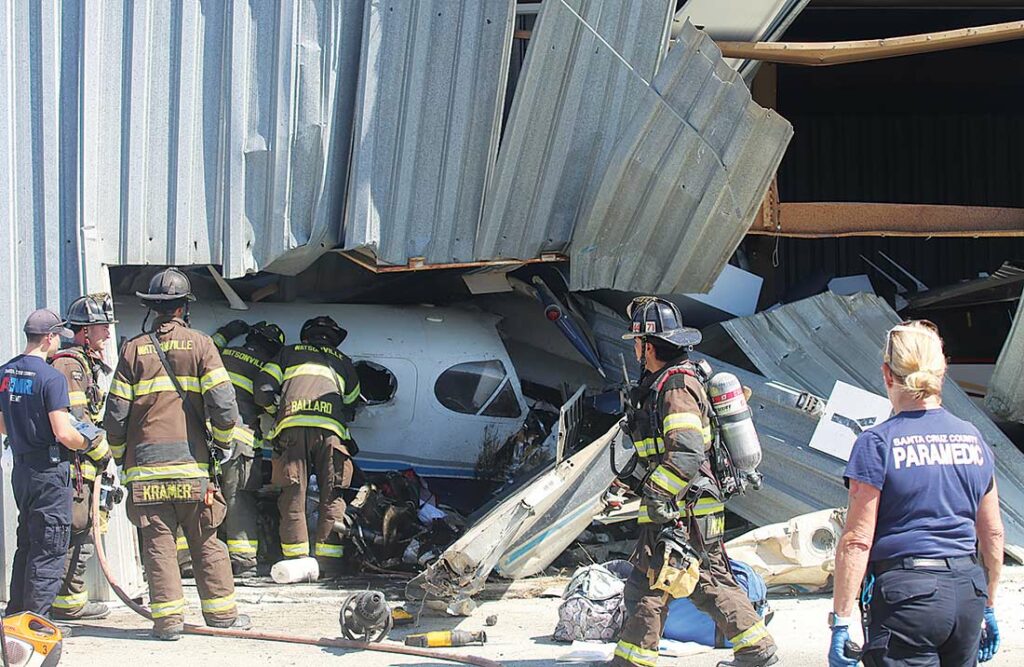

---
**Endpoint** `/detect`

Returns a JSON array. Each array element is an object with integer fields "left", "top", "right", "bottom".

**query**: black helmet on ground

[
  {"left": 300, "top": 315, "right": 347, "bottom": 348},
  {"left": 246, "top": 321, "right": 286, "bottom": 356},
  {"left": 622, "top": 296, "right": 702, "bottom": 348},
  {"left": 66, "top": 293, "right": 118, "bottom": 327},
  {"left": 136, "top": 268, "right": 196, "bottom": 306}
]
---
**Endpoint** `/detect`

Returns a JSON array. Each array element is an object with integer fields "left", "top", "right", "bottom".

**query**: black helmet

[
  {"left": 300, "top": 315, "right": 347, "bottom": 347},
  {"left": 136, "top": 268, "right": 195, "bottom": 304},
  {"left": 246, "top": 321, "right": 286, "bottom": 356},
  {"left": 622, "top": 296, "right": 702, "bottom": 348},
  {"left": 66, "top": 293, "right": 118, "bottom": 326}
]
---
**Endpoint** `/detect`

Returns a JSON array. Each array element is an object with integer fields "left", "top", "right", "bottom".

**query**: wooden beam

[
  {"left": 749, "top": 202, "right": 1024, "bottom": 238},
  {"left": 513, "top": 21, "right": 1024, "bottom": 67}
]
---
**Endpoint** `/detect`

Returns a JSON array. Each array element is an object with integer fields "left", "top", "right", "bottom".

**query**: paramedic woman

[{"left": 828, "top": 320, "right": 1004, "bottom": 666}]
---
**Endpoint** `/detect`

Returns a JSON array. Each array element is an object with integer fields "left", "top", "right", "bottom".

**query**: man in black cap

[{"left": 0, "top": 309, "right": 104, "bottom": 618}]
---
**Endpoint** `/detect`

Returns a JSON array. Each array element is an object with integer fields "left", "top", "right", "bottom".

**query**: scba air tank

[{"left": 707, "top": 372, "right": 763, "bottom": 490}]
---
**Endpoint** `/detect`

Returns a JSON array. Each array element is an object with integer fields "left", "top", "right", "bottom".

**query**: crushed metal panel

[
  {"left": 570, "top": 21, "right": 793, "bottom": 294},
  {"left": 722, "top": 291, "right": 1024, "bottom": 559},
  {"left": 476, "top": 0, "right": 674, "bottom": 261},
  {"left": 672, "top": 0, "right": 810, "bottom": 80},
  {"left": 988, "top": 297, "right": 1024, "bottom": 423},
  {"left": 345, "top": 0, "right": 514, "bottom": 266}
]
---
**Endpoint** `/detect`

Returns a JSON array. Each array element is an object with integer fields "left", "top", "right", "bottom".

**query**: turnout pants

[
  {"left": 221, "top": 454, "right": 261, "bottom": 570},
  {"left": 271, "top": 427, "right": 353, "bottom": 575},
  {"left": 861, "top": 557, "right": 987, "bottom": 667},
  {"left": 53, "top": 478, "right": 97, "bottom": 615},
  {"left": 612, "top": 523, "right": 775, "bottom": 667},
  {"left": 127, "top": 489, "right": 237, "bottom": 632},
  {"left": 8, "top": 458, "right": 73, "bottom": 618}
]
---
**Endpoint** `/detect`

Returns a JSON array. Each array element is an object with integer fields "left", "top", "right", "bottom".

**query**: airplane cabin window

[
  {"left": 435, "top": 360, "right": 517, "bottom": 416},
  {"left": 354, "top": 360, "right": 398, "bottom": 405},
  {"left": 480, "top": 380, "right": 521, "bottom": 418}
]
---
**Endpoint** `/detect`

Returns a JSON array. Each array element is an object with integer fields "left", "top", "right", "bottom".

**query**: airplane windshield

[{"left": 434, "top": 360, "right": 521, "bottom": 418}]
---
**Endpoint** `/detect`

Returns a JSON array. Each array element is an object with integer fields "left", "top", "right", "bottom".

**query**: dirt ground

[{"left": 59, "top": 568, "right": 1024, "bottom": 666}]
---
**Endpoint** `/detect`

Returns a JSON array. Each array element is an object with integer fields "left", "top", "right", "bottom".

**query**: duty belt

[{"left": 872, "top": 555, "right": 977, "bottom": 574}]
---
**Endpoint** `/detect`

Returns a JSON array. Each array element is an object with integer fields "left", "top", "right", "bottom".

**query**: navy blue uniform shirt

[
  {"left": 844, "top": 407, "right": 994, "bottom": 561},
  {"left": 0, "top": 355, "right": 70, "bottom": 457}
]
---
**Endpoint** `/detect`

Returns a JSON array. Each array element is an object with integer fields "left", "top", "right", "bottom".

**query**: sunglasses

[{"left": 884, "top": 319, "right": 939, "bottom": 362}]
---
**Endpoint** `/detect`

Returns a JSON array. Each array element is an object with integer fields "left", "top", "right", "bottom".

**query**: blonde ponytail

[{"left": 884, "top": 321, "right": 946, "bottom": 401}]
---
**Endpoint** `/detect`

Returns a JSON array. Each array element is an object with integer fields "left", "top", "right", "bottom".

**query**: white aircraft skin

[{"left": 114, "top": 300, "right": 528, "bottom": 481}]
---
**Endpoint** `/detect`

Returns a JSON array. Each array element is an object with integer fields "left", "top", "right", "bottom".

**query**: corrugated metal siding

[
  {"left": 344, "top": 0, "right": 514, "bottom": 266},
  {"left": 3, "top": 0, "right": 364, "bottom": 282},
  {"left": 570, "top": 21, "right": 793, "bottom": 293},
  {"left": 721, "top": 291, "right": 1024, "bottom": 555},
  {"left": 476, "top": 0, "right": 674, "bottom": 260},
  {"left": 988, "top": 297, "right": 1024, "bottom": 422},
  {"left": 88, "top": 0, "right": 365, "bottom": 277}
]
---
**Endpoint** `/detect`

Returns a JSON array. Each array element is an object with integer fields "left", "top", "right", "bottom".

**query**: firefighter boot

[
  {"left": 152, "top": 623, "right": 183, "bottom": 642},
  {"left": 52, "top": 602, "right": 110, "bottom": 621},
  {"left": 207, "top": 613, "right": 252, "bottom": 631}
]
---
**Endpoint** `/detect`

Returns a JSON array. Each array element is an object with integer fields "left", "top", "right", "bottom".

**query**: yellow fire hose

[{"left": 89, "top": 476, "right": 500, "bottom": 667}]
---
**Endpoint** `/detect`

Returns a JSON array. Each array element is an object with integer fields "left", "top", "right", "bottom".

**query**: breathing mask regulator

[{"left": 649, "top": 523, "right": 702, "bottom": 599}]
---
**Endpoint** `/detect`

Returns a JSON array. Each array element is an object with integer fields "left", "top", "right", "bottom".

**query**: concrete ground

[{"left": 60, "top": 568, "right": 1024, "bottom": 666}]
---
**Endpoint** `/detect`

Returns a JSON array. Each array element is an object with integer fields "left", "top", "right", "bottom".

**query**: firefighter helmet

[
  {"left": 300, "top": 315, "right": 348, "bottom": 347},
  {"left": 246, "top": 321, "right": 286, "bottom": 356},
  {"left": 135, "top": 268, "right": 196, "bottom": 304},
  {"left": 66, "top": 293, "right": 118, "bottom": 326},
  {"left": 622, "top": 296, "right": 702, "bottom": 348}
]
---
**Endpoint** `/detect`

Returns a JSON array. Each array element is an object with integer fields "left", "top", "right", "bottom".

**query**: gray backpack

[{"left": 553, "top": 561, "right": 630, "bottom": 642}]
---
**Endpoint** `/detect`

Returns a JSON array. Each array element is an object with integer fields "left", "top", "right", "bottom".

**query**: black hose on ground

[{"left": 89, "top": 475, "right": 500, "bottom": 667}]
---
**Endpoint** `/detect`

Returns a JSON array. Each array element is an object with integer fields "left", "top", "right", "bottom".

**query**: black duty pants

[
  {"left": 8, "top": 458, "right": 73, "bottom": 617},
  {"left": 862, "top": 558, "right": 988, "bottom": 667}
]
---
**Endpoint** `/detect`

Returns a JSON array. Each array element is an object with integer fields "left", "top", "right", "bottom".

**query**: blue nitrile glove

[
  {"left": 979, "top": 607, "right": 1000, "bottom": 662},
  {"left": 829, "top": 625, "right": 859, "bottom": 667}
]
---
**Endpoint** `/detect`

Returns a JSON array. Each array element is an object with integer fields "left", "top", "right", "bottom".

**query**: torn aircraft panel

[
  {"left": 570, "top": 21, "right": 793, "bottom": 294},
  {"left": 721, "top": 291, "right": 1024, "bottom": 560},
  {"left": 407, "top": 423, "right": 631, "bottom": 602},
  {"left": 724, "top": 508, "right": 846, "bottom": 593}
]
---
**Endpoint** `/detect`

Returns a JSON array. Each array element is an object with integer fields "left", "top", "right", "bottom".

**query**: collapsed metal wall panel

[
  {"left": 987, "top": 298, "right": 1024, "bottom": 423},
  {"left": 570, "top": 21, "right": 793, "bottom": 294},
  {"left": 344, "top": 0, "right": 514, "bottom": 266},
  {"left": 722, "top": 291, "right": 1024, "bottom": 555},
  {"left": 476, "top": 0, "right": 674, "bottom": 260}
]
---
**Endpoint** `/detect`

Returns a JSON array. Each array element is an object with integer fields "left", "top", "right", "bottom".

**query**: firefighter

[
  {"left": 49, "top": 294, "right": 118, "bottom": 620},
  {"left": 254, "top": 315, "right": 360, "bottom": 578},
  {"left": 612, "top": 298, "right": 777, "bottom": 667},
  {"left": 104, "top": 268, "right": 250, "bottom": 640},
  {"left": 212, "top": 319, "right": 285, "bottom": 575}
]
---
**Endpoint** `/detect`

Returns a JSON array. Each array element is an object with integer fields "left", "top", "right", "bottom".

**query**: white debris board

[{"left": 809, "top": 381, "right": 892, "bottom": 462}]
